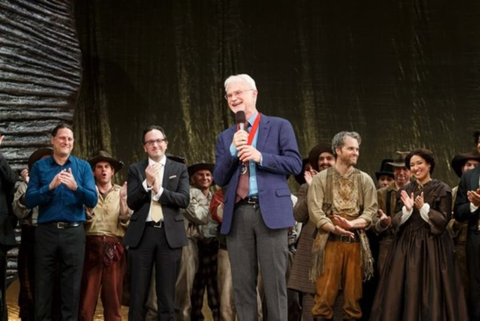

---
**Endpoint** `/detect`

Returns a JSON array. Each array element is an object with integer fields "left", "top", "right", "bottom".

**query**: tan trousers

[{"left": 312, "top": 240, "right": 362, "bottom": 320}]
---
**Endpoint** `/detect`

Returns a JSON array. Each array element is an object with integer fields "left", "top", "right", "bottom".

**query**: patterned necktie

[
  {"left": 236, "top": 121, "right": 249, "bottom": 202},
  {"left": 150, "top": 164, "right": 164, "bottom": 222}
]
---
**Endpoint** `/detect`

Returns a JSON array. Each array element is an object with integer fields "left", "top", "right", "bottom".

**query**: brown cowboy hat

[
  {"left": 308, "top": 143, "right": 334, "bottom": 172},
  {"left": 28, "top": 147, "right": 53, "bottom": 170},
  {"left": 375, "top": 159, "right": 394, "bottom": 180},
  {"left": 387, "top": 151, "right": 411, "bottom": 168},
  {"left": 188, "top": 161, "right": 214, "bottom": 177},
  {"left": 451, "top": 151, "right": 480, "bottom": 178},
  {"left": 88, "top": 150, "right": 124, "bottom": 173}
]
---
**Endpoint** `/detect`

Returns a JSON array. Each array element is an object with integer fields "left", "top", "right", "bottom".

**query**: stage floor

[{"left": 6, "top": 278, "right": 213, "bottom": 320}]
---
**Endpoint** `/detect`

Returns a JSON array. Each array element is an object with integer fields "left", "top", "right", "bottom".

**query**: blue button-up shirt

[
  {"left": 230, "top": 112, "right": 261, "bottom": 197},
  {"left": 25, "top": 155, "right": 98, "bottom": 224}
]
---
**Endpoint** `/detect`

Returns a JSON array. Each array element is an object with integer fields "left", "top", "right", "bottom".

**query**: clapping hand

[
  {"left": 332, "top": 215, "right": 355, "bottom": 238},
  {"left": 467, "top": 189, "right": 480, "bottom": 207},
  {"left": 378, "top": 209, "right": 391, "bottom": 227},
  {"left": 20, "top": 168, "right": 30, "bottom": 184},
  {"left": 58, "top": 168, "right": 78, "bottom": 191},
  {"left": 414, "top": 192, "right": 425, "bottom": 210},
  {"left": 304, "top": 168, "right": 318, "bottom": 186},
  {"left": 400, "top": 190, "right": 415, "bottom": 212}
]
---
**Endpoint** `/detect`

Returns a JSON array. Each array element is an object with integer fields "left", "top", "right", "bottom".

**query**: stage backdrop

[
  {"left": 2, "top": 0, "right": 479, "bottom": 189},
  {"left": 72, "top": 0, "right": 480, "bottom": 187}
]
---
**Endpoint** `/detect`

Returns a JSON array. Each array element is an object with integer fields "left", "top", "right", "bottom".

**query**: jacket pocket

[{"left": 275, "top": 188, "right": 291, "bottom": 197}]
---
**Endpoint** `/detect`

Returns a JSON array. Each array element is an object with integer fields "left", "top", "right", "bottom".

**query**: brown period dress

[{"left": 370, "top": 179, "right": 468, "bottom": 321}]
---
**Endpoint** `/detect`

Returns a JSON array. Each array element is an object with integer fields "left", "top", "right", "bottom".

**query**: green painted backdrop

[{"left": 73, "top": 0, "right": 480, "bottom": 187}]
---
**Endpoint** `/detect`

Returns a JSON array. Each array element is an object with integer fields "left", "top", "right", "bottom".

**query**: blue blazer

[{"left": 214, "top": 114, "right": 302, "bottom": 234}]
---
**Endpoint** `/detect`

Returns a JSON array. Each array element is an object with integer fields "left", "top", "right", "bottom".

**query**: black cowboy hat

[
  {"left": 294, "top": 158, "right": 310, "bottom": 185},
  {"left": 375, "top": 159, "right": 394, "bottom": 180},
  {"left": 167, "top": 153, "right": 187, "bottom": 164},
  {"left": 451, "top": 151, "right": 480, "bottom": 178},
  {"left": 28, "top": 147, "right": 53, "bottom": 170},
  {"left": 88, "top": 150, "right": 124, "bottom": 173}
]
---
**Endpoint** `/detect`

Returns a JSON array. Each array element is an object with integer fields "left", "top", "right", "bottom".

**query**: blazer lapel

[
  {"left": 256, "top": 113, "right": 270, "bottom": 152},
  {"left": 139, "top": 160, "right": 148, "bottom": 182},
  {"left": 162, "top": 158, "right": 173, "bottom": 187}
]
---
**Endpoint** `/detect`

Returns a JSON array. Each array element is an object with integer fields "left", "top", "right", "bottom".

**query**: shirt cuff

[
  {"left": 419, "top": 203, "right": 430, "bottom": 223},
  {"left": 230, "top": 143, "right": 238, "bottom": 157},
  {"left": 471, "top": 202, "right": 479, "bottom": 213},
  {"left": 400, "top": 206, "right": 413, "bottom": 226},
  {"left": 143, "top": 180, "right": 152, "bottom": 192},
  {"left": 259, "top": 154, "right": 263, "bottom": 166}
]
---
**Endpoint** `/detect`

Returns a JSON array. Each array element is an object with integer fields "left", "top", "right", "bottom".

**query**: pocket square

[{"left": 169, "top": 175, "right": 177, "bottom": 179}]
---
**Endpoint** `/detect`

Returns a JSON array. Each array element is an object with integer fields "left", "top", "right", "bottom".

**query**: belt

[
  {"left": 238, "top": 196, "right": 259, "bottom": 205},
  {"left": 328, "top": 233, "right": 359, "bottom": 243},
  {"left": 146, "top": 221, "right": 163, "bottom": 228},
  {"left": 46, "top": 222, "right": 81, "bottom": 229}
]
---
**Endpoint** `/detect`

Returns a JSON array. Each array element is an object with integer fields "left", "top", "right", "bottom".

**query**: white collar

[{"left": 148, "top": 156, "right": 166, "bottom": 166}]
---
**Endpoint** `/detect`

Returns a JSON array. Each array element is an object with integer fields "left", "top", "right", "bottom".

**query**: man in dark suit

[
  {"left": 125, "top": 125, "right": 190, "bottom": 320},
  {"left": 454, "top": 130, "right": 480, "bottom": 320},
  {"left": 214, "top": 74, "right": 302, "bottom": 320},
  {"left": 0, "top": 134, "right": 17, "bottom": 320}
]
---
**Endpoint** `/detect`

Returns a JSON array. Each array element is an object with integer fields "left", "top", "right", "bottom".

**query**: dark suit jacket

[
  {"left": 214, "top": 114, "right": 302, "bottom": 234},
  {"left": 124, "top": 158, "right": 189, "bottom": 249},
  {"left": 0, "top": 153, "right": 17, "bottom": 247},
  {"left": 454, "top": 166, "right": 480, "bottom": 230}
]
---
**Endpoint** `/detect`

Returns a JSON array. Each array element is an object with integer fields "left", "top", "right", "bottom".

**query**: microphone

[{"left": 235, "top": 111, "right": 246, "bottom": 131}]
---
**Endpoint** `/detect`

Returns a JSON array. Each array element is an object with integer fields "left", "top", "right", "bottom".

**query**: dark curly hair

[{"left": 405, "top": 148, "right": 435, "bottom": 174}]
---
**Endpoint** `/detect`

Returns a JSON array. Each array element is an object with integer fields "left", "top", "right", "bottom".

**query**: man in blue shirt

[{"left": 25, "top": 123, "right": 97, "bottom": 321}]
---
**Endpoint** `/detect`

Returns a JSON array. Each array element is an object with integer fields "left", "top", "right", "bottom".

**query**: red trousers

[{"left": 79, "top": 235, "right": 126, "bottom": 321}]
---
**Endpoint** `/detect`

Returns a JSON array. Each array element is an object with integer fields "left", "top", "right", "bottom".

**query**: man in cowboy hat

[
  {"left": 25, "top": 123, "right": 98, "bottom": 320},
  {"left": 188, "top": 161, "right": 221, "bottom": 321},
  {"left": 172, "top": 160, "right": 212, "bottom": 321},
  {"left": 13, "top": 147, "right": 60, "bottom": 321},
  {"left": 375, "top": 159, "right": 394, "bottom": 189},
  {"left": 288, "top": 142, "right": 336, "bottom": 321},
  {"left": 373, "top": 151, "right": 411, "bottom": 272},
  {"left": 0, "top": 134, "right": 17, "bottom": 319},
  {"left": 455, "top": 130, "right": 480, "bottom": 319},
  {"left": 79, "top": 150, "right": 131, "bottom": 321}
]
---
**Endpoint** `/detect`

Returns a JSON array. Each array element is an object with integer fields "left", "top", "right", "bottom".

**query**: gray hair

[
  {"left": 331, "top": 131, "right": 362, "bottom": 155},
  {"left": 224, "top": 74, "right": 257, "bottom": 91}
]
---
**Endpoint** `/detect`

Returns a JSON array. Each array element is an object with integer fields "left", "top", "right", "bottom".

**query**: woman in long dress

[{"left": 370, "top": 148, "right": 468, "bottom": 321}]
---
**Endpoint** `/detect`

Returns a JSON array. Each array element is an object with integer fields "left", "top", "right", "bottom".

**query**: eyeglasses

[
  {"left": 144, "top": 139, "right": 166, "bottom": 146},
  {"left": 224, "top": 89, "right": 254, "bottom": 100}
]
